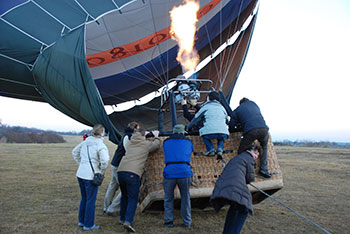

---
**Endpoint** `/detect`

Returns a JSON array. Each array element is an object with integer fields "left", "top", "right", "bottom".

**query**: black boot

[{"left": 259, "top": 169, "right": 272, "bottom": 178}]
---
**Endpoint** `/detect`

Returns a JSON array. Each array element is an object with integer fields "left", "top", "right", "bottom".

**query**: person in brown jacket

[{"left": 117, "top": 129, "right": 160, "bottom": 232}]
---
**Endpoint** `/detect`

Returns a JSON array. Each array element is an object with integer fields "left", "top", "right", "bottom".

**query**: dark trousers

[
  {"left": 223, "top": 205, "right": 248, "bottom": 234},
  {"left": 118, "top": 171, "right": 140, "bottom": 224},
  {"left": 238, "top": 128, "right": 269, "bottom": 171}
]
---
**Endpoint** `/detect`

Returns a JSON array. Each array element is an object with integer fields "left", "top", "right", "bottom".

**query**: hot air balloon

[{"left": 0, "top": 0, "right": 283, "bottom": 210}]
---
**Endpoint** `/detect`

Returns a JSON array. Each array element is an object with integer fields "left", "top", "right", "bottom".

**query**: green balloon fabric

[{"left": 32, "top": 26, "right": 121, "bottom": 144}]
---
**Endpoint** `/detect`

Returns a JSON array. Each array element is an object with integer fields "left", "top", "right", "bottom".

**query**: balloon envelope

[{"left": 0, "top": 0, "right": 258, "bottom": 134}]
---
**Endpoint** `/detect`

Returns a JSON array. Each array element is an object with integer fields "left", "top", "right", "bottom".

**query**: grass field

[{"left": 0, "top": 135, "right": 349, "bottom": 233}]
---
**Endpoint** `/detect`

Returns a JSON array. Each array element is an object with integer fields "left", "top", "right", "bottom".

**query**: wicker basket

[{"left": 139, "top": 132, "right": 283, "bottom": 212}]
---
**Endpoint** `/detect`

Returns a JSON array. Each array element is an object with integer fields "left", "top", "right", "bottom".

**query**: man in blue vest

[
  {"left": 163, "top": 124, "right": 194, "bottom": 228},
  {"left": 229, "top": 98, "right": 272, "bottom": 178},
  {"left": 103, "top": 122, "right": 139, "bottom": 216}
]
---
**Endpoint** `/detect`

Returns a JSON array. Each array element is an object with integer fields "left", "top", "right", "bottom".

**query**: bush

[{"left": 0, "top": 129, "right": 65, "bottom": 143}]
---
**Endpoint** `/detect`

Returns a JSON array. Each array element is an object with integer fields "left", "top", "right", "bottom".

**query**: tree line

[
  {"left": 1, "top": 120, "right": 348, "bottom": 147},
  {"left": 273, "top": 140, "right": 350, "bottom": 148},
  {"left": 0, "top": 121, "right": 89, "bottom": 143}
]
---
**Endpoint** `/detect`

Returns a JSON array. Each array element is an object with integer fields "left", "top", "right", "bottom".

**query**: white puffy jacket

[
  {"left": 194, "top": 100, "right": 229, "bottom": 136},
  {"left": 72, "top": 136, "right": 110, "bottom": 180}
]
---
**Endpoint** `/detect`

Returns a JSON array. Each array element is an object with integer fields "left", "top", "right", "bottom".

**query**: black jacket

[
  {"left": 110, "top": 127, "right": 133, "bottom": 167},
  {"left": 229, "top": 100, "right": 268, "bottom": 134},
  {"left": 182, "top": 104, "right": 201, "bottom": 121},
  {"left": 210, "top": 151, "right": 255, "bottom": 215}
]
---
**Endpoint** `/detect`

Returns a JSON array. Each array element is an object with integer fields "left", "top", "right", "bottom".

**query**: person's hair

[
  {"left": 239, "top": 97, "right": 249, "bottom": 105},
  {"left": 91, "top": 124, "right": 105, "bottom": 137},
  {"left": 134, "top": 128, "right": 146, "bottom": 136},
  {"left": 247, "top": 142, "right": 262, "bottom": 155},
  {"left": 128, "top": 121, "right": 139, "bottom": 130},
  {"left": 208, "top": 91, "right": 220, "bottom": 101}
]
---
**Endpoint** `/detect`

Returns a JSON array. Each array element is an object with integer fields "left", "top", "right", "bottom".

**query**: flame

[{"left": 170, "top": 0, "right": 200, "bottom": 72}]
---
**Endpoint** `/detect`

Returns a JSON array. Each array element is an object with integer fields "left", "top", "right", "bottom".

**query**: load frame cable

[{"left": 249, "top": 183, "right": 332, "bottom": 234}]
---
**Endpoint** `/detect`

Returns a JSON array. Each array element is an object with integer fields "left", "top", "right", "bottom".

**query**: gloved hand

[
  {"left": 181, "top": 99, "right": 187, "bottom": 105},
  {"left": 189, "top": 99, "right": 197, "bottom": 106}
]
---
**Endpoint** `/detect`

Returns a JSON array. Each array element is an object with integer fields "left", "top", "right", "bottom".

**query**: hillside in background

[
  {"left": 0, "top": 121, "right": 349, "bottom": 147},
  {"left": 273, "top": 139, "right": 350, "bottom": 148},
  {"left": 0, "top": 121, "right": 90, "bottom": 143}
]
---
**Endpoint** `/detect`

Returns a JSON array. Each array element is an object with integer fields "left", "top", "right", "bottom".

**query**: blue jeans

[
  {"left": 118, "top": 171, "right": 140, "bottom": 224},
  {"left": 223, "top": 205, "right": 248, "bottom": 234},
  {"left": 163, "top": 177, "right": 192, "bottom": 226},
  {"left": 202, "top": 134, "right": 228, "bottom": 152},
  {"left": 77, "top": 177, "right": 98, "bottom": 228}
]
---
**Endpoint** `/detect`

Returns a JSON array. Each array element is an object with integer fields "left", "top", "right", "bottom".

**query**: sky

[
  {"left": 0, "top": 0, "right": 349, "bottom": 142},
  {"left": 232, "top": 0, "right": 350, "bottom": 142}
]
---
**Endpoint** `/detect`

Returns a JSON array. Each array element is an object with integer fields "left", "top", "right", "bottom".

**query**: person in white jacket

[
  {"left": 187, "top": 91, "right": 229, "bottom": 157},
  {"left": 72, "top": 124, "right": 110, "bottom": 231}
]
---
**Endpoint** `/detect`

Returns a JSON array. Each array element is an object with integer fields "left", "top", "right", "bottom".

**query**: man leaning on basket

[
  {"left": 162, "top": 124, "right": 194, "bottom": 228},
  {"left": 117, "top": 128, "right": 160, "bottom": 232}
]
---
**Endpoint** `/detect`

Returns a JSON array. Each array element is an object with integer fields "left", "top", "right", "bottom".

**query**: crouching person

[
  {"left": 117, "top": 129, "right": 160, "bottom": 232},
  {"left": 187, "top": 91, "right": 229, "bottom": 158},
  {"left": 163, "top": 124, "right": 194, "bottom": 228},
  {"left": 210, "top": 143, "right": 261, "bottom": 234}
]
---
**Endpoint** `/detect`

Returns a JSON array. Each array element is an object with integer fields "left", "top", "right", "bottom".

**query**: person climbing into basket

[
  {"left": 162, "top": 124, "right": 194, "bottom": 228},
  {"left": 229, "top": 97, "right": 272, "bottom": 178},
  {"left": 181, "top": 98, "right": 201, "bottom": 122},
  {"left": 187, "top": 91, "right": 229, "bottom": 159}
]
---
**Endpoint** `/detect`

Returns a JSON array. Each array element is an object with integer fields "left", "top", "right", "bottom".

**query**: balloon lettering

[
  {"left": 87, "top": 57, "right": 105, "bottom": 66},
  {"left": 134, "top": 44, "right": 142, "bottom": 52},
  {"left": 199, "top": 3, "right": 214, "bottom": 17},
  {"left": 110, "top": 47, "right": 127, "bottom": 59},
  {"left": 149, "top": 33, "right": 167, "bottom": 45}
]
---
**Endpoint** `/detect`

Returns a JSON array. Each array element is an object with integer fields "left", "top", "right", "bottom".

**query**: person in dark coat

[
  {"left": 210, "top": 143, "right": 261, "bottom": 234},
  {"left": 229, "top": 97, "right": 272, "bottom": 178},
  {"left": 162, "top": 124, "right": 194, "bottom": 228},
  {"left": 103, "top": 122, "right": 139, "bottom": 215},
  {"left": 181, "top": 98, "right": 201, "bottom": 121}
]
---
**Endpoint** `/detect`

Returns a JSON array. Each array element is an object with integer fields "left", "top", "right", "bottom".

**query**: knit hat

[
  {"left": 173, "top": 124, "right": 186, "bottom": 134},
  {"left": 208, "top": 91, "right": 220, "bottom": 101}
]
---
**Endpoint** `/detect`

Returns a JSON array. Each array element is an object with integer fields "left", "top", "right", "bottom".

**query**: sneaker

[
  {"left": 119, "top": 220, "right": 124, "bottom": 225},
  {"left": 83, "top": 224, "right": 100, "bottom": 231},
  {"left": 184, "top": 224, "right": 191, "bottom": 228},
  {"left": 106, "top": 211, "right": 118, "bottom": 217},
  {"left": 204, "top": 149, "right": 215, "bottom": 157},
  {"left": 78, "top": 222, "right": 84, "bottom": 227},
  {"left": 259, "top": 170, "right": 272, "bottom": 178},
  {"left": 123, "top": 222, "right": 136, "bottom": 232},
  {"left": 217, "top": 148, "right": 223, "bottom": 156},
  {"left": 164, "top": 221, "right": 174, "bottom": 228}
]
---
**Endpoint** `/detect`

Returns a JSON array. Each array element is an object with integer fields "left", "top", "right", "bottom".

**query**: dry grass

[{"left": 0, "top": 136, "right": 349, "bottom": 233}]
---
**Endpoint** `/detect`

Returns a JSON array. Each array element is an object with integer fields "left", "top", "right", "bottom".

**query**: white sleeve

[
  {"left": 72, "top": 142, "right": 83, "bottom": 164},
  {"left": 98, "top": 144, "right": 110, "bottom": 172}
]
